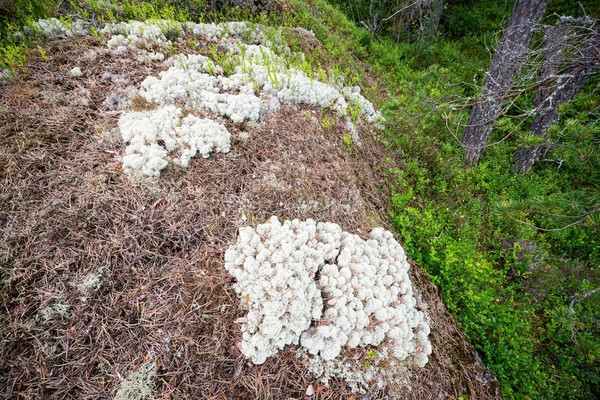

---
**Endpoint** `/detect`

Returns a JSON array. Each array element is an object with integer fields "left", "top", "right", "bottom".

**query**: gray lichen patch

[
  {"left": 39, "top": 342, "right": 57, "bottom": 358},
  {"left": 40, "top": 299, "right": 70, "bottom": 321},
  {"left": 261, "top": 171, "right": 293, "bottom": 191},
  {"left": 74, "top": 272, "right": 102, "bottom": 294},
  {"left": 115, "top": 362, "right": 156, "bottom": 400}
]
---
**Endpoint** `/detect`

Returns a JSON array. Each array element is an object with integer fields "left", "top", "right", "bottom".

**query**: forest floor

[{"left": 0, "top": 27, "right": 500, "bottom": 399}]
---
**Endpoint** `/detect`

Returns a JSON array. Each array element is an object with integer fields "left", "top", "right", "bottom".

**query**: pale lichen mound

[
  {"left": 30, "top": 18, "right": 89, "bottom": 38},
  {"left": 119, "top": 105, "right": 231, "bottom": 176},
  {"left": 301, "top": 228, "right": 431, "bottom": 365},
  {"left": 106, "top": 34, "right": 165, "bottom": 63},
  {"left": 224, "top": 217, "right": 432, "bottom": 387},
  {"left": 26, "top": 17, "right": 384, "bottom": 177},
  {"left": 138, "top": 54, "right": 263, "bottom": 123},
  {"left": 225, "top": 43, "right": 383, "bottom": 128},
  {"left": 100, "top": 20, "right": 261, "bottom": 44},
  {"left": 100, "top": 19, "right": 384, "bottom": 176},
  {"left": 224, "top": 217, "right": 342, "bottom": 364},
  {"left": 115, "top": 362, "right": 156, "bottom": 400},
  {"left": 70, "top": 67, "right": 83, "bottom": 77}
]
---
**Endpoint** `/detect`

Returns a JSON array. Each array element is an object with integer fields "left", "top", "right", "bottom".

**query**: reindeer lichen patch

[
  {"left": 225, "top": 217, "right": 432, "bottom": 391},
  {"left": 99, "top": 19, "right": 384, "bottom": 177},
  {"left": 115, "top": 362, "right": 156, "bottom": 400},
  {"left": 119, "top": 104, "right": 231, "bottom": 176},
  {"left": 40, "top": 299, "right": 70, "bottom": 321},
  {"left": 74, "top": 272, "right": 102, "bottom": 294},
  {"left": 70, "top": 67, "right": 83, "bottom": 77},
  {"left": 30, "top": 18, "right": 89, "bottom": 38}
]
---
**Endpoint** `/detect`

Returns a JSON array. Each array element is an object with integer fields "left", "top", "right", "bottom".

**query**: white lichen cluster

[
  {"left": 224, "top": 217, "right": 431, "bottom": 375},
  {"left": 303, "top": 348, "right": 393, "bottom": 393},
  {"left": 40, "top": 299, "right": 70, "bottom": 321},
  {"left": 101, "top": 19, "right": 271, "bottom": 46},
  {"left": 224, "top": 218, "right": 340, "bottom": 364},
  {"left": 101, "top": 19, "right": 182, "bottom": 43},
  {"left": 261, "top": 171, "right": 292, "bottom": 191},
  {"left": 135, "top": 40, "right": 382, "bottom": 129},
  {"left": 115, "top": 39, "right": 381, "bottom": 176},
  {"left": 102, "top": 19, "right": 382, "bottom": 122},
  {"left": 115, "top": 362, "right": 156, "bottom": 400},
  {"left": 74, "top": 272, "right": 102, "bottom": 294},
  {"left": 70, "top": 67, "right": 83, "bottom": 77},
  {"left": 105, "top": 33, "right": 165, "bottom": 63},
  {"left": 138, "top": 54, "right": 262, "bottom": 123},
  {"left": 100, "top": 20, "right": 274, "bottom": 63},
  {"left": 26, "top": 17, "right": 383, "bottom": 175},
  {"left": 228, "top": 44, "right": 382, "bottom": 125},
  {"left": 36, "top": 18, "right": 383, "bottom": 176},
  {"left": 119, "top": 105, "right": 230, "bottom": 176},
  {"left": 31, "top": 18, "right": 89, "bottom": 38},
  {"left": 302, "top": 227, "right": 431, "bottom": 366}
]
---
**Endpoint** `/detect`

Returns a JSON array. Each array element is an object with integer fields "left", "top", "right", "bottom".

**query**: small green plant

[
  {"left": 0, "top": 44, "right": 29, "bottom": 73},
  {"left": 341, "top": 133, "right": 354, "bottom": 153},
  {"left": 300, "top": 58, "right": 314, "bottom": 81},
  {"left": 89, "top": 25, "right": 100, "bottom": 41},
  {"left": 156, "top": 18, "right": 183, "bottom": 40},
  {"left": 237, "top": 42, "right": 248, "bottom": 73},
  {"left": 317, "top": 66, "right": 327, "bottom": 82},
  {"left": 186, "top": 37, "right": 199, "bottom": 49},
  {"left": 166, "top": 41, "right": 178, "bottom": 56},
  {"left": 36, "top": 45, "right": 48, "bottom": 60},
  {"left": 348, "top": 102, "right": 362, "bottom": 123},
  {"left": 204, "top": 59, "right": 216, "bottom": 76},
  {"left": 365, "top": 349, "right": 377, "bottom": 369},
  {"left": 321, "top": 115, "right": 335, "bottom": 129},
  {"left": 260, "top": 46, "right": 281, "bottom": 88},
  {"left": 208, "top": 44, "right": 236, "bottom": 76}
]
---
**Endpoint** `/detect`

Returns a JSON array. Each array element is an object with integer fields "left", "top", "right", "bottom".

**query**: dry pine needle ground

[{"left": 0, "top": 35, "right": 500, "bottom": 399}]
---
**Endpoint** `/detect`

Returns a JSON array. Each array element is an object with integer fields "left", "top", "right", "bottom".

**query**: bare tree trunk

[
  {"left": 535, "top": 24, "right": 569, "bottom": 107},
  {"left": 461, "top": 0, "right": 549, "bottom": 166},
  {"left": 514, "top": 32, "right": 599, "bottom": 174},
  {"left": 512, "top": 24, "right": 568, "bottom": 174}
]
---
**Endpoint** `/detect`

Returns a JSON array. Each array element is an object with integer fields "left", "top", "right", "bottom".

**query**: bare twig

[
  {"left": 26, "top": 64, "right": 68, "bottom": 78},
  {"left": 374, "top": 1, "right": 421, "bottom": 33},
  {"left": 568, "top": 287, "right": 600, "bottom": 343},
  {"left": 503, "top": 203, "right": 600, "bottom": 231}
]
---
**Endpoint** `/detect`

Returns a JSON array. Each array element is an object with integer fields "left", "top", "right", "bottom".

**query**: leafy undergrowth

[
  {"left": 288, "top": 1, "right": 600, "bottom": 399},
  {"left": 0, "top": 1, "right": 503, "bottom": 400}
]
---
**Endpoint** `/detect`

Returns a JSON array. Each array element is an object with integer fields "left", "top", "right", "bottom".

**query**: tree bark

[
  {"left": 461, "top": 0, "right": 549, "bottom": 166},
  {"left": 514, "top": 32, "right": 599, "bottom": 174},
  {"left": 535, "top": 24, "right": 569, "bottom": 107},
  {"left": 512, "top": 23, "right": 568, "bottom": 174}
]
